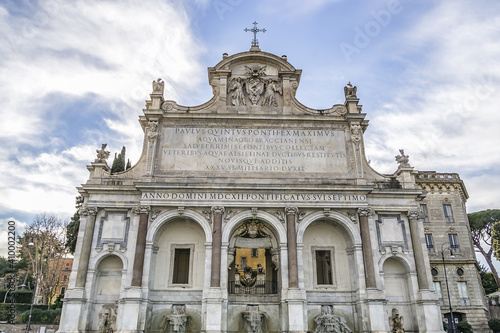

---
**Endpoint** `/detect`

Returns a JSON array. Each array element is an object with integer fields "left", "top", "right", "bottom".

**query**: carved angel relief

[{"left": 228, "top": 64, "right": 282, "bottom": 107}]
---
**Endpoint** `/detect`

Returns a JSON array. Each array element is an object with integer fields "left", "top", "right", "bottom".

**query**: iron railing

[{"left": 228, "top": 280, "right": 278, "bottom": 294}]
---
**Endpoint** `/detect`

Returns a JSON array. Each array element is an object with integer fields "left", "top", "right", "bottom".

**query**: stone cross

[{"left": 244, "top": 21, "right": 266, "bottom": 47}]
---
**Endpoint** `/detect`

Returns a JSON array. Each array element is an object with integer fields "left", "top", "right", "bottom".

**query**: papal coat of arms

[{"left": 228, "top": 64, "right": 282, "bottom": 106}]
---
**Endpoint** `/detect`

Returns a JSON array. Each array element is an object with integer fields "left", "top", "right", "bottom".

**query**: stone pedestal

[
  {"left": 286, "top": 288, "right": 307, "bottom": 333},
  {"left": 203, "top": 288, "right": 224, "bottom": 333}
]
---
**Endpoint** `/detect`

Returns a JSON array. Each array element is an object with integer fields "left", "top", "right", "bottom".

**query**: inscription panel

[{"left": 159, "top": 127, "right": 348, "bottom": 174}]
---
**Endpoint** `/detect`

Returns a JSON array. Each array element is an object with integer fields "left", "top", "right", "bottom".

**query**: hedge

[
  {"left": 20, "top": 308, "right": 61, "bottom": 325},
  {"left": 0, "top": 289, "right": 34, "bottom": 304},
  {"left": 0, "top": 303, "right": 47, "bottom": 321}
]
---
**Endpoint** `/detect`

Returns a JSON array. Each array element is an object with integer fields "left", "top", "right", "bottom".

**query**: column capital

[
  {"left": 80, "top": 206, "right": 98, "bottom": 216},
  {"left": 406, "top": 210, "right": 419, "bottom": 221},
  {"left": 133, "top": 205, "right": 150, "bottom": 215},
  {"left": 211, "top": 206, "right": 225, "bottom": 214},
  {"left": 285, "top": 206, "right": 298, "bottom": 215},
  {"left": 357, "top": 207, "right": 372, "bottom": 217}
]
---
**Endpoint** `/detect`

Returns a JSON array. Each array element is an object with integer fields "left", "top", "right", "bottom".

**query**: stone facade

[
  {"left": 416, "top": 173, "right": 489, "bottom": 331},
  {"left": 58, "top": 47, "right": 488, "bottom": 333}
]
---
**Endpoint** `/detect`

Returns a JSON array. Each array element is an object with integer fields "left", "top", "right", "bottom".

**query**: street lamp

[
  {"left": 26, "top": 236, "right": 44, "bottom": 333},
  {"left": 441, "top": 242, "right": 456, "bottom": 333}
]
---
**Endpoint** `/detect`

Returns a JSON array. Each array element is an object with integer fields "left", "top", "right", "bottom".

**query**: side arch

[
  {"left": 222, "top": 209, "right": 286, "bottom": 244},
  {"left": 297, "top": 211, "right": 361, "bottom": 245},
  {"left": 89, "top": 251, "right": 128, "bottom": 271},
  {"left": 146, "top": 208, "right": 212, "bottom": 243},
  {"left": 378, "top": 253, "right": 415, "bottom": 273}
]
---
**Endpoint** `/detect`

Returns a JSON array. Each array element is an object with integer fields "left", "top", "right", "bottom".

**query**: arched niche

[
  {"left": 93, "top": 255, "right": 124, "bottom": 299},
  {"left": 302, "top": 219, "right": 355, "bottom": 291},
  {"left": 382, "top": 257, "right": 417, "bottom": 332},
  {"left": 147, "top": 209, "right": 212, "bottom": 244},
  {"left": 152, "top": 217, "right": 206, "bottom": 290},
  {"left": 297, "top": 211, "right": 361, "bottom": 245}
]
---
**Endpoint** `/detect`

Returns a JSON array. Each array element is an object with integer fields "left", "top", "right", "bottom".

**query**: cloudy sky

[{"left": 0, "top": 0, "right": 499, "bottom": 263}]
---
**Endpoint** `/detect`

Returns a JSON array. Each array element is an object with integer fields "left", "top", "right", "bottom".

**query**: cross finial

[{"left": 244, "top": 21, "right": 266, "bottom": 48}]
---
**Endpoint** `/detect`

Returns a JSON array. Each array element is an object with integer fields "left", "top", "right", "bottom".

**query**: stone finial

[
  {"left": 344, "top": 81, "right": 357, "bottom": 99},
  {"left": 395, "top": 149, "right": 411, "bottom": 168},
  {"left": 152, "top": 78, "right": 164, "bottom": 95},
  {"left": 96, "top": 144, "right": 110, "bottom": 162}
]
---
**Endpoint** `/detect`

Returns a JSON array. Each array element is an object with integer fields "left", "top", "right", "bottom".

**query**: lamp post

[
  {"left": 441, "top": 242, "right": 456, "bottom": 333},
  {"left": 26, "top": 236, "right": 44, "bottom": 333}
]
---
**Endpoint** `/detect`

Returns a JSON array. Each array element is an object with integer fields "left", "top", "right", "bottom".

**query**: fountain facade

[
  {"left": 162, "top": 304, "right": 190, "bottom": 333},
  {"left": 242, "top": 304, "right": 266, "bottom": 333},
  {"left": 313, "top": 305, "right": 352, "bottom": 333}
]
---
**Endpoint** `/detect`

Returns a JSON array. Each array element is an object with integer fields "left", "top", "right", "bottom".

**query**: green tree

[
  {"left": 65, "top": 196, "right": 83, "bottom": 254},
  {"left": 479, "top": 265, "right": 499, "bottom": 294},
  {"left": 110, "top": 146, "right": 126, "bottom": 173},
  {"left": 468, "top": 209, "right": 500, "bottom": 287}
]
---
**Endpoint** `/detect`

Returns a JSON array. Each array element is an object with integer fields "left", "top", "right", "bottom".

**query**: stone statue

[
  {"left": 152, "top": 78, "right": 164, "bottom": 94},
  {"left": 395, "top": 149, "right": 411, "bottom": 168},
  {"left": 344, "top": 81, "right": 357, "bottom": 99},
  {"left": 389, "top": 308, "right": 404, "bottom": 333},
  {"left": 229, "top": 77, "right": 246, "bottom": 106},
  {"left": 96, "top": 144, "right": 110, "bottom": 162},
  {"left": 262, "top": 79, "right": 282, "bottom": 107}
]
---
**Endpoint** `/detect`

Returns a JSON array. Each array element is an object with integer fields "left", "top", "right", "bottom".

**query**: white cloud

[
  {"left": 0, "top": 0, "right": 206, "bottom": 217},
  {"left": 362, "top": 1, "right": 500, "bottom": 212}
]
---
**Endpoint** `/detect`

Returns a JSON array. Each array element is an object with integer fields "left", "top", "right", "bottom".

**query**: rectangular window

[
  {"left": 60, "top": 286, "right": 66, "bottom": 294},
  {"left": 172, "top": 248, "right": 190, "bottom": 284},
  {"left": 449, "top": 234, "right": 460, "bottom": 252},
  {"left": 443, "top": 203, "right": 454, "bottom": 222},
  {"left": 433, "top": 281, "right": 443, "bottom": 305},
  {"left": 316, "top": 250, "right": 333, "bottom": 285},
  {"left": 241, "top": 257, "right": 247, "bottom": 269},
  {"left": 65, "top": 263, "right": 70, "bottom": 270},
  {"left": 421, "top": 203, "right": 429, "bottom": 222},
  {"left": 252, "top": 248, "right": 258, "bottom": 257},
  {"left": 458, "top": 281, "right": 470, "bottom": 305},
  {"left": 425, "top": 234, "right": 435, "bottom": 253}
]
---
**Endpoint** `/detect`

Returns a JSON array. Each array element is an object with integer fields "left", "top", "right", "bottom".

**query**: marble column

[
  {"left": 285, "top": 207, "right": 299, "bottom": 288},
  {"left": 75, "top": 207, "right": 98, "bottom": 288},
  {"left": 358, "top": 207, "right": 376, "bottom": 289},
  {"left": 407, "top": 210, "right": 429, "bottom": 290},
  {"left": 132, "top": 205, "right": 150, "bottom": 287},
  {"left": 211, "top": 206, "right": 224, "bottom": 288}
]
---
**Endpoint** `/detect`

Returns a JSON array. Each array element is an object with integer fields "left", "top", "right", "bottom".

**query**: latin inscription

[
  {"left": 141, "top": 192, "right": 366, "bottom": 203},
  {"left": 160, "top": 127, "right": 348, "bottom": 173}
]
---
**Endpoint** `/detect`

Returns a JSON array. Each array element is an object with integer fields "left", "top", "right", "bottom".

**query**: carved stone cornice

[
  {"left": 211, "top": 206, "right": 225, "bottom": 215},
  {"left": 81, "top": 207, "right": 98, "bottom": 216},
  {"left": 133, "top": 205, "right": 150, "bottom": 215},
  {"left": 357, "top": 207, "right": 372, "bottom": 217}
]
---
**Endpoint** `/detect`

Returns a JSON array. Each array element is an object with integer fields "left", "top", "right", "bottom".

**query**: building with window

[
  {"left": 416, "top": 172, "right": 488, "bottom": 330},
  {"left": 59, "top": 46, "right": 488, "bottom": 332}
]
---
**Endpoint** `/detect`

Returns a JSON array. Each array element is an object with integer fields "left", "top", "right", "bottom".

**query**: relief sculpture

[{"left": 227, "top": 64, "right": 282, "bottom": 107}]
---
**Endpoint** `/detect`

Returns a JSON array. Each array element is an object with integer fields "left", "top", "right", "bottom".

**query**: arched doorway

[{"left": 227, "top": 219, "right": 279, "bottom": 295}]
